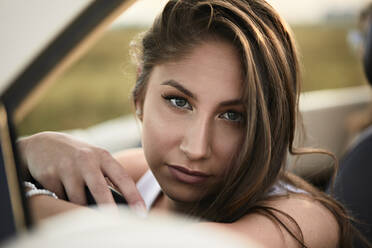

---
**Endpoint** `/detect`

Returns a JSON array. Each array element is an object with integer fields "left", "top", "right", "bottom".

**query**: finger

[
  {"left": 101, "top": 158, "right": 145, "bottom": 208},
  {"left": 38, "top": 174, "right": 66, "bottom": 199},
  {"left": 105, "top": 177, "right": 115, "bottom": 188},
  {"left": 82, "top": 166, "right": 116, "bottom": 206},
  {"left": 48, "top": 181, "right": 66, "bottom": 200},
  {"left": 62, "top": 176, "right": 87, "bottom": 205}
]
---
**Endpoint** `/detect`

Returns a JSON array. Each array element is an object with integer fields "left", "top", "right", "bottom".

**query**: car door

[{"left": 0, "top": 0, "right": 136, "bottom": 243}]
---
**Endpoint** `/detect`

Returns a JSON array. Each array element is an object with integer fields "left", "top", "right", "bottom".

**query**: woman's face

[{"left": 140, "top": 39, "right": 245, "bottom": 203}]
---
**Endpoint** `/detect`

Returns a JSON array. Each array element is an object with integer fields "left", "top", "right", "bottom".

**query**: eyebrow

[
  {"left": 161, "top": 79, "right": 243, "bottom": 107},
  {"left": 161, "top": 80, "right": 196, "bottom": 99},
  {"left": 218, "top": 99, "right": 244, "bottom": 107}
]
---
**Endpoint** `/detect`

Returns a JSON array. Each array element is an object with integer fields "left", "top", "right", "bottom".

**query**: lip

[{"left": 167, "top": 165, "right": 210, "bottom": 184}]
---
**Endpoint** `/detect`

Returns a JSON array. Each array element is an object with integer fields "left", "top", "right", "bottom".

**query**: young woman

[{"left": 19, "top": 0, "right": 359, "bottom": 247}]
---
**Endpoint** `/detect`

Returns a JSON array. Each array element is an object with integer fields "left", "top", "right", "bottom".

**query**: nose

[{"left": 179, "top": 116, "right": 212, "bottom": 161}]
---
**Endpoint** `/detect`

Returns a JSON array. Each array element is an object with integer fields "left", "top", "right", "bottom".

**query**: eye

[
  {"left": 219, "top": 111, "right": 243, "bottom": 122},
  {"left": 162, "top": 95, "right": 192, "bottom": 110}
]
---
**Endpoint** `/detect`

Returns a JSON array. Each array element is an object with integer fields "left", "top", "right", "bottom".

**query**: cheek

[
  {"left": 141, "top": 96, "right": 186, "bottom": 165},
  {"left": 214, "top": 125, "right": 244, "bottom": 171}
]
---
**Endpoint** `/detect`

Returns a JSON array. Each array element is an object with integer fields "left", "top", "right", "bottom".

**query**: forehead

[{"left": 148, "top": 39, "right": 243, "bottom": 101}]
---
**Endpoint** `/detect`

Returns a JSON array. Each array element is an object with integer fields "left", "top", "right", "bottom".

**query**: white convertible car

[{"left": 0, "top": 0, "right": 370, "bottom": 246}]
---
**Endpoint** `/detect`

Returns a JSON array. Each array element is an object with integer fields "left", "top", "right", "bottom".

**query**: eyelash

[
  {"left": 162, "top": 94, "right": 192, "bottom": 110},
  {"left": 161, "top": 94, "right": 244, "bottom": 123},
  {"left": 219, "top": 111, "right": 244, "bottom": 123}
]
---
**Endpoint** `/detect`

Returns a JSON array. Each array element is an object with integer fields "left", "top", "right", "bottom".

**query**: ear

[
  {"left": 135, "top": 100, "right": 143, "bottom": 121},
  {"left": 136, "top": 65, "right": 143, "bottom": 78}
]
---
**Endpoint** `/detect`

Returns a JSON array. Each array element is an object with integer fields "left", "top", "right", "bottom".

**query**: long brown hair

[{"left": 131, "top": 0, "right": 359, "bottom": 246}]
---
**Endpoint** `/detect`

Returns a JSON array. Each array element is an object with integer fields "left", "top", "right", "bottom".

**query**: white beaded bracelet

[
  {"left": 24, "top": 181, "right": 37, "bottom": 190},
  {"left": 24, "top": 181, "right": 58, "bottom": 199}
]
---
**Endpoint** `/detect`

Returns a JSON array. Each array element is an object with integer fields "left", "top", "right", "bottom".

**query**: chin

[
  {"left": 162, "top": 184, "right": 207, "bottom": 203},
  {"left": 162, "top": 181, "right": 218, "bottom": 204}
]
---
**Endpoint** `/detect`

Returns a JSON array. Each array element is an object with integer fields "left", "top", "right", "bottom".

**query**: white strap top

[
  {"left": 136, "top": 170, "right": 161, "bottom": 210},
  {"left": 136, "top": 170, "right": 307, "bottom": 210},
  {"left": 267, "top": 180, "right": 307, "bottom": 196}
]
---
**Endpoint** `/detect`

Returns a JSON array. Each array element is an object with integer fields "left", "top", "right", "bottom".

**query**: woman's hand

[{"left": 18, "top": 131, "right": 145, "bottom": 210}]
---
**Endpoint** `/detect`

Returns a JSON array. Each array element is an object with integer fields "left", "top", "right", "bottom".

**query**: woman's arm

[
  {"left": 199, "top": 195, "right": 339, "bottom": 248},
  {"left": 28, "top": 195, "right": 84, "bottom": 224}
]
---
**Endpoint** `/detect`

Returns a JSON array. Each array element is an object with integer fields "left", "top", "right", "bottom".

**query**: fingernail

[{"left": 131, "top": 202, "right": 148, "bottom": 218}]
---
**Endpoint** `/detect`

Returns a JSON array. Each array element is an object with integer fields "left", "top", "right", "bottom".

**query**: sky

[{"left": 113, "top": 0, "right": 371, "bottom": 27}]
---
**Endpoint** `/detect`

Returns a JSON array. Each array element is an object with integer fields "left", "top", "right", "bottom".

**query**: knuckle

[
  {"left": 98, "top": 148, "right": 111, "bottom": 158},
  {"left": 76, "top": 148, "right": 95, "bottom": 161},
  {"left": 75, "top": 149, "right": 99, "bottom": 171},
  {"left": 115, "top": 172, "right": 132, "bottom": 184},
  {"left": 98, "top": 149, "right": 117, "bottom": 167},
  {"left": 57, "top": 156, "right": 74, "bottom": 170},
  {"left": 57, "top": 159, "right": 79, "bottom": 180},
  {"left": 37, "top": 167, "right": 56, "bottom": 183}
]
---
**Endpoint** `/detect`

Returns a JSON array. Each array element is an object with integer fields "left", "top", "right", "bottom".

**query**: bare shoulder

[
  {"left": 113, "top": 148, "right": 149, "bottom": 183},
  {"left": 227, "top": 194, "right": 339, "bottom": 248}
]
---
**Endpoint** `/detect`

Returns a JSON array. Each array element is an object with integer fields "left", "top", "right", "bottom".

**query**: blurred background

[{"left": 16, "top": 0, "right": 371, "bottom": 136}]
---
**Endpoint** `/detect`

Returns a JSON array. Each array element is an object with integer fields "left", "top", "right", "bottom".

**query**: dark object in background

[
  {"left": 330, "top": 14, "right": 372, "bottom": 247},
  {"left": 0, "top": 140, "right": 20, "bottom": 241},
  {"left": 331, "top": 127, "right": 372, "bottom": 246},
  {"left": 363, "top": 24, "right": 372, "bottom": 85}
]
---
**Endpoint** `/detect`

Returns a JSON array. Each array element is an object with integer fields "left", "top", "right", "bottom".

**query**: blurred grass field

[{"left": 17, "top": 24, "right": 368, "bottom": 136}]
